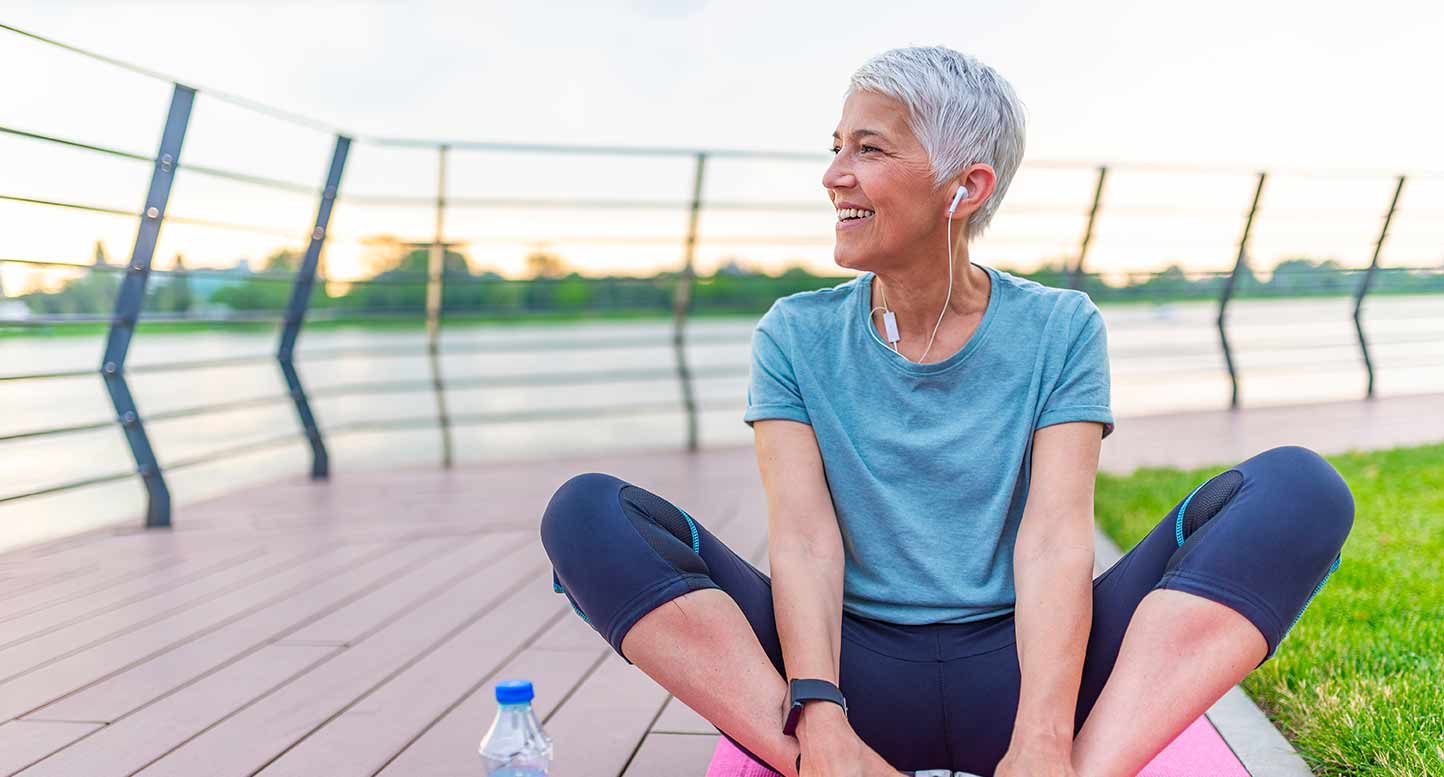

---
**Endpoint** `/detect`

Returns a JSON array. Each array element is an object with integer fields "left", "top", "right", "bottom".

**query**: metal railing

[{"left": 1, "top": 22, "right": 1442, "bottom": 531}]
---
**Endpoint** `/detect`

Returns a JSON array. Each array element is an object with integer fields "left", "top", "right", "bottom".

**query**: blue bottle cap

[{"left": 495, "top": 679, "right": 534, "bottom": 704}]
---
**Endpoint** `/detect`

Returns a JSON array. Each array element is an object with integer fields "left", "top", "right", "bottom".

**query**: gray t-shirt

[{"left": 743, "top": 264, "right": 1114, "bottom": 625}]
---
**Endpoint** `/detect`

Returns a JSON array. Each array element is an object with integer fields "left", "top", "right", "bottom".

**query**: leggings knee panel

[
  {"left": 619, "top": 485, "right": 709, "bottom": 578},
  {"left": 1176, "top": 469, "right": 1244, "bottom": 546}
]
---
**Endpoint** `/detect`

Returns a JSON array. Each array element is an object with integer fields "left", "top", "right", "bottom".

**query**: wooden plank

[
  {"left": 0, "top": 529, "right": 266, "bottom": 587},
  {"left": 0, "top": 720, "right": 103, "bottom": 776},
  {"left": 0, "top": 548, "right": 263, "bottom": 648},
  {"left": 0, "top": 532, "right": 167, "bottom": 571},
  {"left": 0, "top": 542, "right": 387, "bottom": 723},
  {"left": 377, "top": 644, "right": 607, "bottom": 777},
  {"left": 275, "top": 534, "right": 524, "bottom": 645},
  {"left": 0, "top": 545, "right": 258, "bottom": 621},
  {"left": 0, "top": 551, "right": 205, "bottom": 611},
  {"left": 26, "top": 535, "right": 506, "bottom": 723},
  {"left": 621, "top": 732, "right": 723, "bottom": 777},
  {"left": 11, "top": 645, "right": 339, "bottom": 777},
  {"left": 0, "top": 568, "right": 94, "bottom": 604},
  {"left": 0, "top": 524, "right": 151, "bottom": 566},
  {"left": 255, "top": 573, "right": 568, "bottom": 775},
  {"left": 130, "top": 546, "right": 550, "bottom": 777},
  {"left": 0, "top": 546, "right": 333, "bottom": 682}
]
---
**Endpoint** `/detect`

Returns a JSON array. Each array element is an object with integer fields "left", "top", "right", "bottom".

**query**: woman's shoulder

[
  {"left": 990, "top": 266, "right": 1100, "bottom": 324},
  {"left": 758, "top": 273, "right": 866, "bottom": 333}
]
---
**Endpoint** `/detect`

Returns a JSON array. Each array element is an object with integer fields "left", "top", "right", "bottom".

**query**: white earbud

[{"left": 948, "top": 185, "right": 969, "bottom": 215}]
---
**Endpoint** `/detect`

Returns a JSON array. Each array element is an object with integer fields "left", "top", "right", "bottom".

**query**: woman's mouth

[{"left": 836, "top": 207, "right": 875, "bottom": 229}]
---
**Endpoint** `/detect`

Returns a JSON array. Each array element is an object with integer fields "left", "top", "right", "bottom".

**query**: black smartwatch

[{"left": 780, "top": 678, "right": 847, "bottom": 736}]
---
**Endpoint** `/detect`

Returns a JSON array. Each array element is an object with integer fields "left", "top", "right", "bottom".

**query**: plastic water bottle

[{"left": 479, "top": 679, "right": 553, "bottom": 776}]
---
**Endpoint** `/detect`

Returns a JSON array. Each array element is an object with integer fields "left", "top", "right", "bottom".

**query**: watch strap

[{"left": 781, "top": 678, "right": 847, "bottom": 736}]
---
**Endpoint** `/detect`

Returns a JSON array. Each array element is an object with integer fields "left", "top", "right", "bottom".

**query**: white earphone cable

[
  {"left": 916, "top": 210, "right": 956, "bottom": 364},
  {"left": 874, "top": 189, "right": 960, "bottom": 363}
]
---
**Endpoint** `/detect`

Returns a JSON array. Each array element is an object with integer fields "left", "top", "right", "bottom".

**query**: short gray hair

[{"left": 847, "top": 46, "right": 1027, "bottom": 238}]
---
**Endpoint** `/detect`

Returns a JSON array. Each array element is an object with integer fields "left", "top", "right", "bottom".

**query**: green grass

[{"left": 1094, "top": 443, "right": 1444, "bottom": 776}]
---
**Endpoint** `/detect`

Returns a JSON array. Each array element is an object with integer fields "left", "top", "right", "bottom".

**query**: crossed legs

[
  {"left": 542, "top": 446, "right": 1352, "bottom": 775},
  {"left": 618, "top": 579, "right": 1267, "bottom": 777}
]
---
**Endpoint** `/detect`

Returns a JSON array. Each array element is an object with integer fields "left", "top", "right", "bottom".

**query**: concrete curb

[{"left": 1092, "top": 526, "right": 1315, "bottom": 777}]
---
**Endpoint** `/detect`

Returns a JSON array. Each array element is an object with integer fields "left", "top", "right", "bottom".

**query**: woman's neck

[{"left": 871, "top": 245, "right": 990, "bottom": 347}]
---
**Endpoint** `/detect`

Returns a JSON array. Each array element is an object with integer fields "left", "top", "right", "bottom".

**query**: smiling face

[{"left": 823, "top": 90, "right": 949, "bottom": 273}]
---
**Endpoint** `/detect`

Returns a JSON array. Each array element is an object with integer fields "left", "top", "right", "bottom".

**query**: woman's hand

[
  {"left": 795, "top": 705, "right": 905, "bottom": 777},
  {"left": 993, "top": 741, "right": 1080, "bottom": 777}
]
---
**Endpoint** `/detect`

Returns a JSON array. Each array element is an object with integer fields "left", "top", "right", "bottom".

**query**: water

[
  {"left": 479, "top": 680, "right": 552, "bottom": 775},
  {"left": 1, "top": 294, "right": 1440, "bottom": 553}
]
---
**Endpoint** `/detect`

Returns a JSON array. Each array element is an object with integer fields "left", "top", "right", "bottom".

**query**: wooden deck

[
  {"left": 0, "top": 446, "right": 765, "bottom": 777},
  {"left": 5, "top": 392, "right": 1441, "bottom": 776}
]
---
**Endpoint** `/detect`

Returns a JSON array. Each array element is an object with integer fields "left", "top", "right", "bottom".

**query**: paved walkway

[
  {"left": 0, "top": 393, "right": 1436, "bottom": 776},
  {"left": 1100, "top": 392, "right": 1444, "bottom": 474}
]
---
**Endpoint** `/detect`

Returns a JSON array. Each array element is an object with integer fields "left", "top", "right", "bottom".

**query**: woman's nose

[{"left": 822, "top": 155, "right": 853, "bottom": 192}]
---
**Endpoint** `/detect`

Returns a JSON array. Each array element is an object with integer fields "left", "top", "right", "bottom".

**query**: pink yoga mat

[{"left": 704, "top": 714, "right": 1248, "bottom": 777}]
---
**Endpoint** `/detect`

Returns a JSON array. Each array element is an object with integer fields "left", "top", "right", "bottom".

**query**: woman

[{"left": 541, "top": 46, "right": 1353, "bottom": 777}]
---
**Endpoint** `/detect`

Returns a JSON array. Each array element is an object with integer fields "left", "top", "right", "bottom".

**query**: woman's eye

[
  {"left": 829, "top": 146, "right": 841, "bottom": 155},
  {"left": 859, "top": 145, "right": 879, "bottom": 154}
]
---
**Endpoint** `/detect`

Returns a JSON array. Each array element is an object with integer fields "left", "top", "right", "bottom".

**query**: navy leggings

[{"left": 540, "top": 445, "right": 1353, "bottom": 775}]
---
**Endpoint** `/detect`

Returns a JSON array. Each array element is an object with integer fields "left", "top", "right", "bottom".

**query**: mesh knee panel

[
  {"left": 1181, "top": 470, "right": 1244, "bottom": 540},
  {"left": 619, "top": 485, "right": 709, "bottom": 577}
]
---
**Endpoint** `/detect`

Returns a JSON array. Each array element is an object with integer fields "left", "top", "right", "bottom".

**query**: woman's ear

[{"left": 947, "top": 164, "right": 998, "bottom": 220}]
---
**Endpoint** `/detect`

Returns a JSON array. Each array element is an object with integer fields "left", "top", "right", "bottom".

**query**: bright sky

[{"left": 3, "top": 0, "right": 1443, "bottom": 291}]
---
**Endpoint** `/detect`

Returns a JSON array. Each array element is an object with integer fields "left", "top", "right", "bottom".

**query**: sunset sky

[{"left": 3, "top": 0, "right": 1443, "bottom": 292}]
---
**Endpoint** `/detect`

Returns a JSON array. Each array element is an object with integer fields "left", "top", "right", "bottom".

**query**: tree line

[{"left": 12, "top": 242, "right": 1443, "bottom": 319}]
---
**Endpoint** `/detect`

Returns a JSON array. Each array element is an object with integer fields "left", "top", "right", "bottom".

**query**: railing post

[
  {"left": 672, "top": 152, "right": 706, "bottom": 452},
  {"left": 1218, "top": 171, "right": 1267, "bottom": 411},
  {"left": 101, "top": 83, "right": 194, "bottom": 528},
  {"left": 1355, "top": 175, "right": 1405, "bottom": 399},
  {"left": 427, "top": 144, "right": 454, "bottom": 467},
  {"left": 278, "top": 134, "right": 350, "bottom": 479},
  {"left": 1070, "top": 165, "right": 1107, "bottom": 291}
]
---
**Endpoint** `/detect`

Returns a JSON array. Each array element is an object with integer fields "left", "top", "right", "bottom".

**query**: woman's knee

[
  {"left": 539, "top": 471, "right": 626, "bottom": 565},
  {"left": 1254, "top": 445, "right": 1354, "bottom": 510},
  {"left": 1250, "top": 445, "right": 1355, "bottom": 546},
  {"left": 540, "top": 473, "right": 708, "bottom": 577}
]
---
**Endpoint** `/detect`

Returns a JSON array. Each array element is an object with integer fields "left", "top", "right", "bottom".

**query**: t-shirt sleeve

[
  {"left": 1037, "top": 298, "right": 1115, "bottom": 438},
  {"left": 742, "top": 302, "right": 811, "bottom": 427}
]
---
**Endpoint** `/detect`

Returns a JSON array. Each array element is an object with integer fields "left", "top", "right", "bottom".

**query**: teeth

[{"left": 836, "top": 208, "right": 876, "bottom": 221}]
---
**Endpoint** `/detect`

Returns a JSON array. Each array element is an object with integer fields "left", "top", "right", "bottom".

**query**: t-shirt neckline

[{"left": 858, "top": 263, "right": 1002, "bottom": 376}]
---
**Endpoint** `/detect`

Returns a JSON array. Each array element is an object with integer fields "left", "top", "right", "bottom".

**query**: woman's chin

[
  {"left": 834, "top": 256, "right": 880, "bottom": 276},
  {"left": 833, "top": 246, "right": 872, "bottom": 273}
]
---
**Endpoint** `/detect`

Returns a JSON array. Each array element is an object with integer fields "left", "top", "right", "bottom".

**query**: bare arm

[
  {"left": 753, "top": 418, "right": 872, "bottom": 773},
  {"left": 1008, "top": 421, "right": 1104, "bottom": 756}
]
